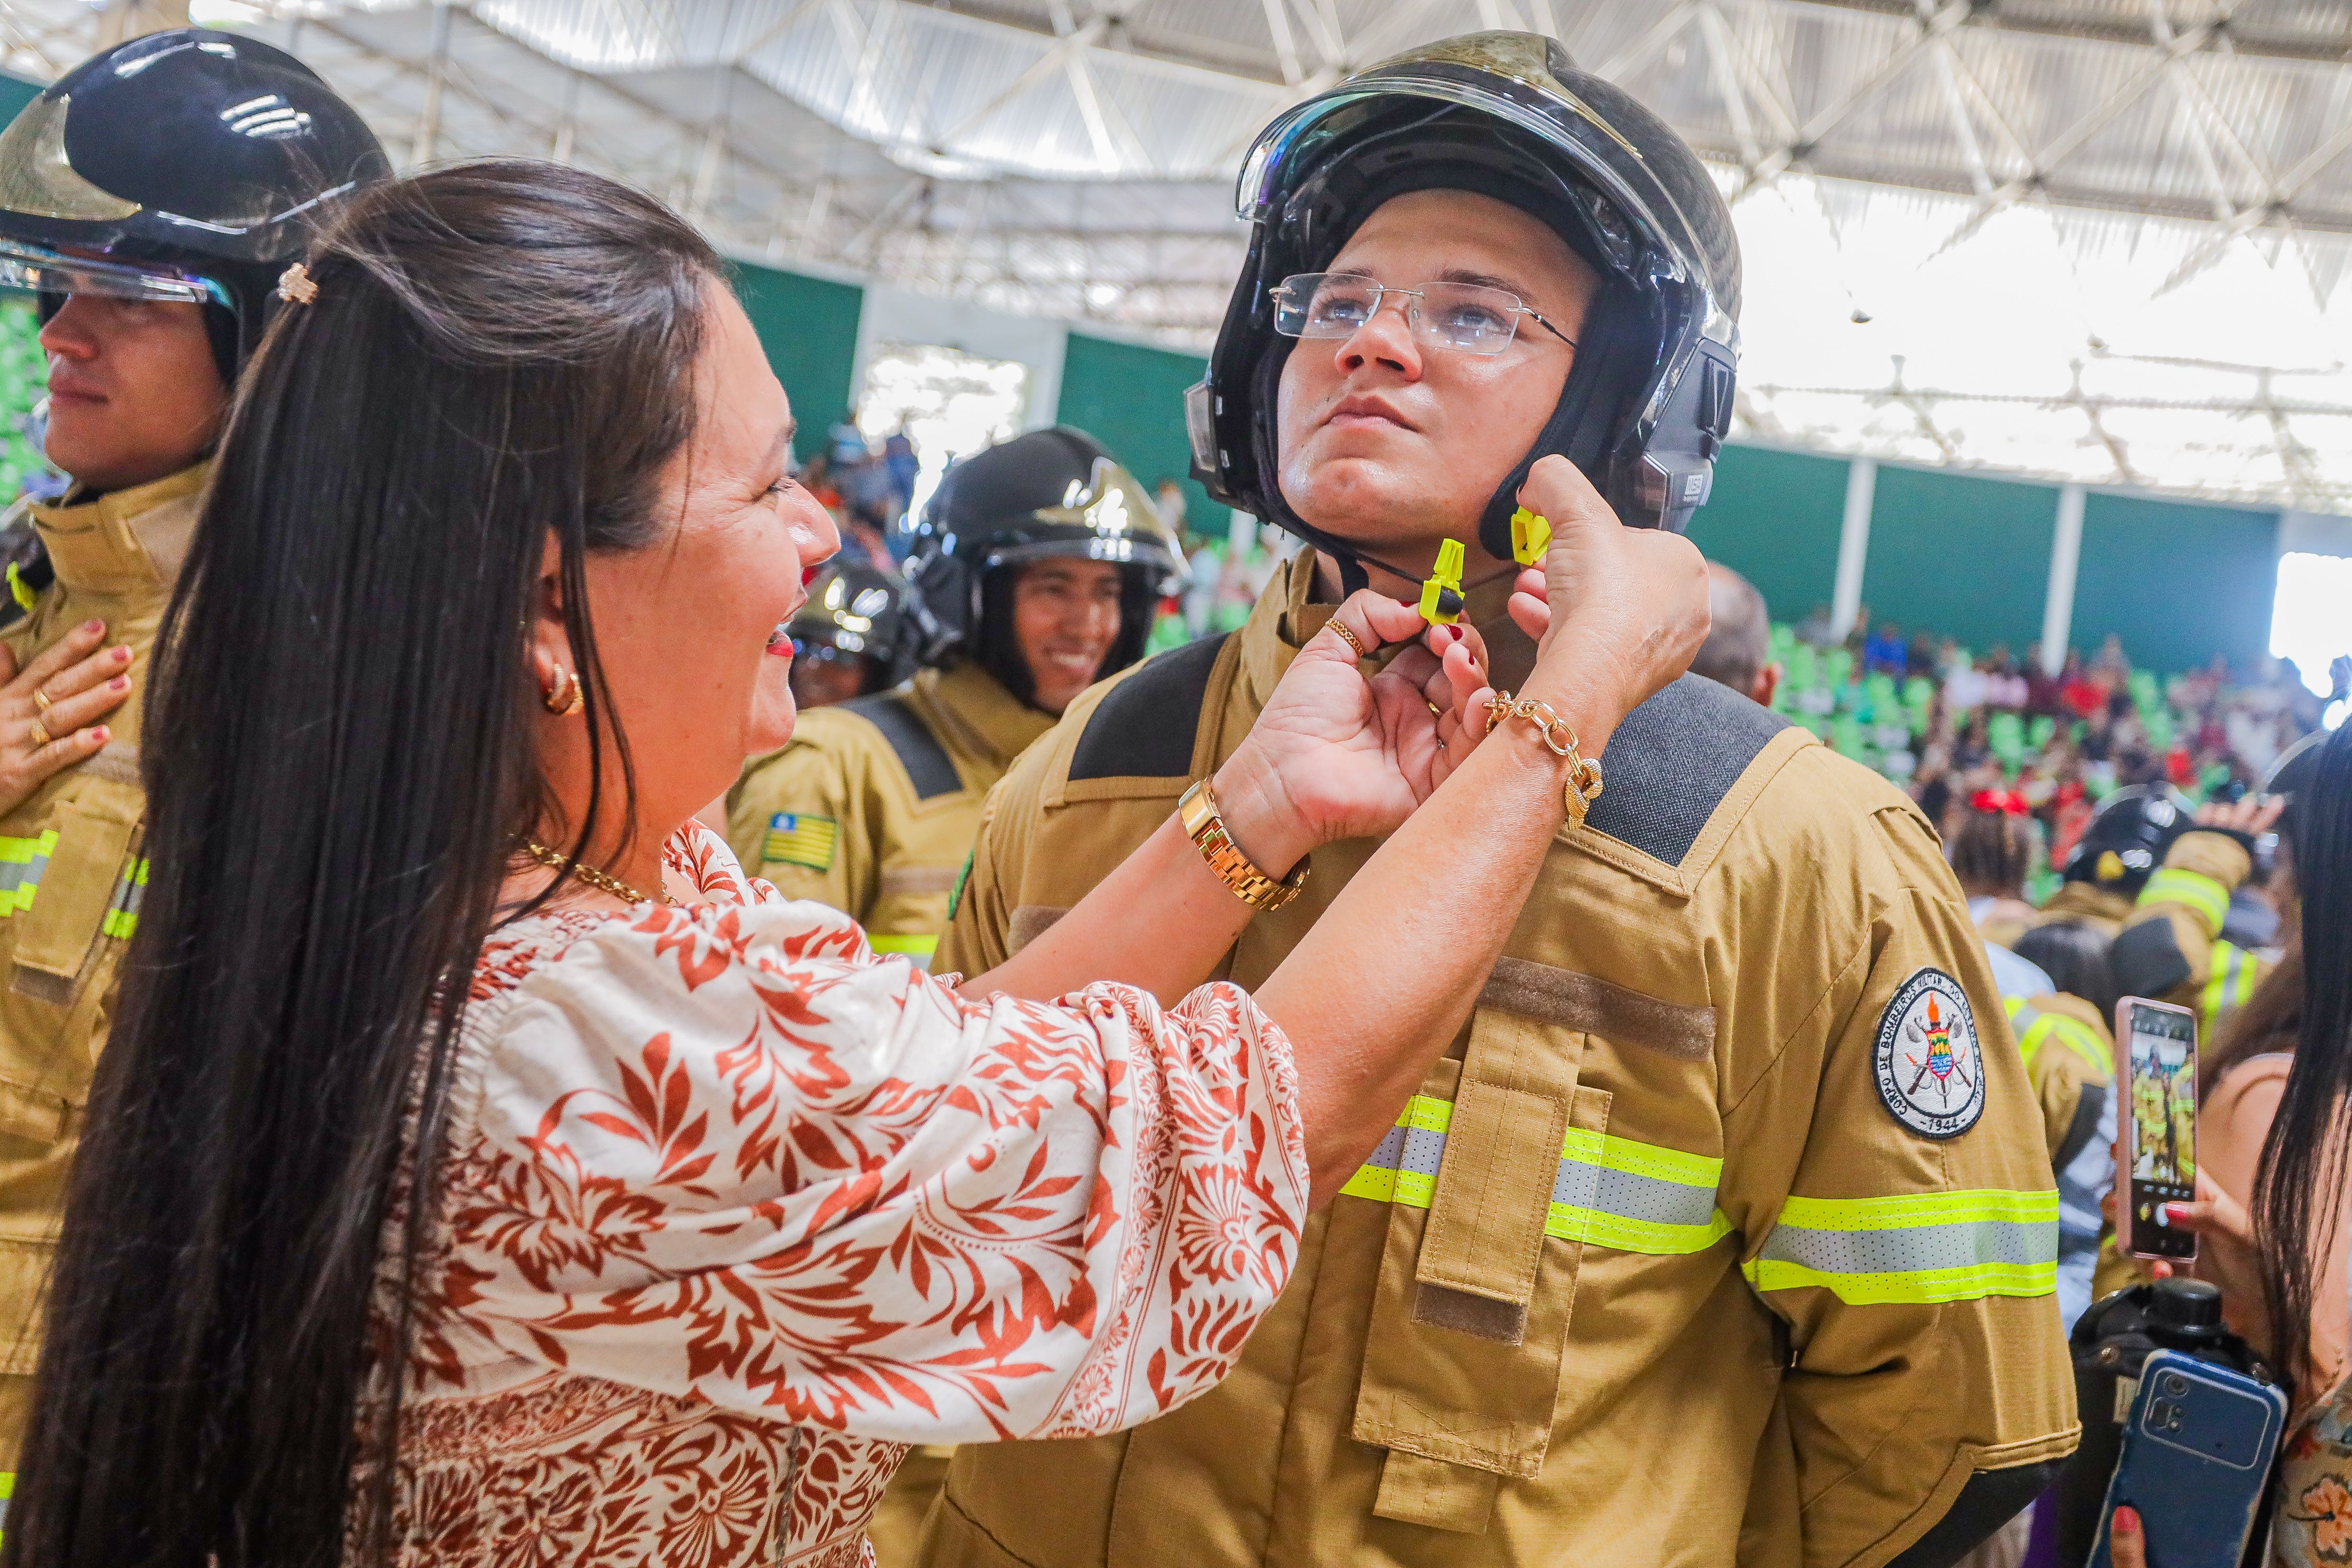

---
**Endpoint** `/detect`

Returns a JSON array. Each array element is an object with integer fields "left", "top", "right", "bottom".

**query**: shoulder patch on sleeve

[
  {"left": 1069, "top": 632, "right": 1230, "bottom": 782},
  {"left": 1874, "top": 968, "right": 1987, "bottom": 1139},
  {"left": 762, "top": 811, "right": 839, "bottom": 871}
]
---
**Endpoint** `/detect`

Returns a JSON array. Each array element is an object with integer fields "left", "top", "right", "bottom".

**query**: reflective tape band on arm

[
  {"left": 1742, "top": 1188, "right": 2060, "bottom": 1305},
  {"left": 2137, "top": 867, "right": 2229, "bottom": 933}
]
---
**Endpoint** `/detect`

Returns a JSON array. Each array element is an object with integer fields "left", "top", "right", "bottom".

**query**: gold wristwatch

[{"left": 1179, "top": 778, "right": 1310, "bottom": 913}]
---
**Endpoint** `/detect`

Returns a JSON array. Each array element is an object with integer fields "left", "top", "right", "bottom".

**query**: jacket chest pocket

[
  {"left": 1347, "top": 1008, "right": 1603, "bottom": 1535},
  {"left": 9, "top": 779, "right": 142, "bottom": 1012},
  {"left": 1347, "top": 972, "right": 1730, "bottom": 1536}
]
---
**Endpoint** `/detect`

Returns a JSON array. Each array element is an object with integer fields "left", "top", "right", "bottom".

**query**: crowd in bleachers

[{"left": 1768, "top": 603, "right": 2336, "bottom": 897}]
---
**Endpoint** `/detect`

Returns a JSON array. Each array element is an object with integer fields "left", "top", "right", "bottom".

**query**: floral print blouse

[{"left": 360, "top": 825, "right": 1308, "bottom": 1567}]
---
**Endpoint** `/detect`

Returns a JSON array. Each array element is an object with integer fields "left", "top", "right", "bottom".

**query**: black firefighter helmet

[
  {"left": 901, "top": 427, "right": 1188, "bottom": 707},
  {"left": 0, "top": 27, "right": 389, "bottom": 380},
  {"left": 1187, "top": 30, "right": 1741, "bottom": 591},
  {"left": 2065, "top": 783, "right": 2197, "bottom": 897},
  {"left": 789, "top": 560, "right": 912, "bottom": 698}
]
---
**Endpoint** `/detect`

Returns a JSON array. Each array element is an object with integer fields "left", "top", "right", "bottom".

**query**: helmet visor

[
  {"left": 1236, "top": 32, "right": 1730, "bottom": 335},
  {"left": 0, "top": 240, "right": 230, "bottom": 307},
  {"left": 0, "top": 94, "right": 139, "bottom": 223}
]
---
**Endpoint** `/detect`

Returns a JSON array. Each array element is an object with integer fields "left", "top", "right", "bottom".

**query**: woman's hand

[
  {"left": 0, "top": 619, "right": 133, "bottom": 815},
  {"left": 1211, "top": 592, "right": 1495, "bottom": 874},
  {"left": 1498, "top": 455, "right": 1712, "bottom": 750}
]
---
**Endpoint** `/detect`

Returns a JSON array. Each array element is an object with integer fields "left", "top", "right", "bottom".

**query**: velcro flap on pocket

[{"left": 1414, "top": 1079, "right": 1567, "bottom": 1309}]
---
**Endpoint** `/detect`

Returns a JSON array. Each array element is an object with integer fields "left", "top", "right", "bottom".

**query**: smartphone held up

[{"left": 2115, "top": 997, "right": 2199, "bottom": 1263}]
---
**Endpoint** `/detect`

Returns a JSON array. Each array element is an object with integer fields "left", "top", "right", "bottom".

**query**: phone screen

[{"left": 2125, "top": 1002, "right": 2198, "bottom": 1259}]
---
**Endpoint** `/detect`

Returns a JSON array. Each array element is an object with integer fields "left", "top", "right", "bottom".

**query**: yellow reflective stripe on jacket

[
  {"left": 2004, "top": 996, "right": 2112, "bottom": 1078},
  {"left": 867, "top": 933, "right": 938, "bottom": 969},
  {"left": 1339, "top": 1093, "right": 1733, "bottom": 1256},
  {"left": 1742, "top": 1188, "right": 2059, "bottom": 1306},
  {"left": 0, "top": 829, "right": 57, "bottom": 916},
  {"left": 100, "top": 856, "right": 149, "bottom": 941},
  {"left": 2199, "top": 940, "right": 2262, "bottom": 1041},
  {"left": 2138, "top": 866, "right": 2229, "bottom": 933}
]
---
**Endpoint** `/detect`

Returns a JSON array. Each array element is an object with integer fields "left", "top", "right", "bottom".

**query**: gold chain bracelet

[
  {"left": 1483, "top": 691, "right": 1605, "bottom": 826},
  {"left": 1178, "top": 778, "right": 1309, "bottom": 912}
]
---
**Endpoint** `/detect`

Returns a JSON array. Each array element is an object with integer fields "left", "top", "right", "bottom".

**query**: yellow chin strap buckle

[
  {"left": 1418, "top": 538, "right": 1466, "bottom": 624},
  {"left": 1510, "top": 506, "right": 1552, "bottom": 566}
]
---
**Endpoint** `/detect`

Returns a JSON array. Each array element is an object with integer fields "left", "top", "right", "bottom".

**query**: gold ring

[
  {"left": 31, "top": 688, "right": 51, "bottom": 715},
  {"left": 1330, "top": 620, "right": 1369, "bottom": 660},
  {"left": 27, "top": 719, "right": 51, "bottom": 749}
]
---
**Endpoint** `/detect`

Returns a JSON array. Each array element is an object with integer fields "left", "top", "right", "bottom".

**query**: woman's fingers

[
  {"left": 18, "top": 720, "right": 107, "bottom": 775},
  {"left": 7, "top": 619, "right": 111, "bottom": 699},
  {"left": 37, "top": 674, "right": 131, "bottom": 738},
  {"left": 36, "top": 639, "right": 133, "bottom": 706},
  {"left": 1516, "top": 455, "right": 1711, "bottom": 718}
]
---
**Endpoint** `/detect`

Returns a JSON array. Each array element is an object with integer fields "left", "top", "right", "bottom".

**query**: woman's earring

[{"left": 542, "top": 665, "right": 584, "bottom": 716}]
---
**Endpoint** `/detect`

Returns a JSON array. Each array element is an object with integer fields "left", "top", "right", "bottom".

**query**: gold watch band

[{"left": 1179, "top": 778, "right": 1310, "bottom": 913}]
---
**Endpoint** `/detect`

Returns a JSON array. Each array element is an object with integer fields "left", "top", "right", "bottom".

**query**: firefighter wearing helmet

[
  {"left": 726, "top": 427, "right": 1184, "bottom": 970},
  {"left": 2113, "top": 745, "right": 2309, "bottom": 1046},
  {"left": 921, "top": 33, "right": 2071, "bottom": 1568},
  {"left": 0, "top": 27, "right": 386, "bottom": 1478},
  {"left": 782, "top": 559, "right": 915, "bottom": 711}
]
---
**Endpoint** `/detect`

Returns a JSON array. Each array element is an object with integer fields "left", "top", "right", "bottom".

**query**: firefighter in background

[
  {"left": 2112, "top": 736, "right": 2316, "bottom": 1043},
  {"left": 726, "top": 426, "right": 1185, "bottom": 969},
  {"left": 0, "top": 31, "right": 386, "bottom": 1481},
  {"left": 920, "top": 33, "right": 2072, "bottom": 1568},
  {"left": 784, "top": 560, "right": 912, "bottom": 711},
  {"left": 2036, "top": 783, "right": 2196, "bottom": 937}
]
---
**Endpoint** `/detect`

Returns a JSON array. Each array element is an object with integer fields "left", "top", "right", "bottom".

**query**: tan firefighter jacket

[
  {"left": 0, "top": 463, "right": 202, "bottom": 1472},
  {"left": 727, "top": 661, "right": 1053, "bottom": 969},
  {"left": 919, "top": 554, "right": 2077, "bottom": 1568}
]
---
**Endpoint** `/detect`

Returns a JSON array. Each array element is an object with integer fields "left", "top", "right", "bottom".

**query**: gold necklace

[{"left": 520, "top": 839, "right": 677, "bottom": 906}]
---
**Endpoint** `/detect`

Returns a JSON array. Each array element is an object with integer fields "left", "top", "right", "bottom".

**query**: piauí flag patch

[
  {"left": 763, "top": 811, "right": 839, "bottom": 872},
  {"left": 1873, "top": 968, "right": 1986, "bottom": 1139}
]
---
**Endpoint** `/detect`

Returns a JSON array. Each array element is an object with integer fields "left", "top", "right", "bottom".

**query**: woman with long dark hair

[
  {"left": 2111, "top": 721, "right": 2352, "bottom": 1566},
  {"left": 1, "top": 163, "right": 1706, "bottom": 1566}
]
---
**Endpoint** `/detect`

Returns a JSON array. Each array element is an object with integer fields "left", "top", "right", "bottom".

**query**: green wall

[
  {"left": 1684, "top": 444, "right": 1847, "bottom": 621},
  {"left": 731, "top": 260, "right": 862, "bottom": 464},
  {"left": 0, "top": 74, "right": 37, "bottom": 122},
  {"left": 1861, "top": 464, "right": 2056, "bottom": 655},
  {"left": 1056, "top": 333, "right": 1212, "bottom": 539},
  {"left": 2072, "top": 492, "right": 2278, "bottom": 675}
]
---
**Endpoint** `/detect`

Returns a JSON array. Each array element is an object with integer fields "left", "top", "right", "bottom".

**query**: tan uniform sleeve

[
  {"left": 935, "top": 759, "right": 1041, "bottom": 980},
  {"left": 1726, "top": 801, "right": 2076, "bottom": 1567},
  {"left": 724, "top": 736, "right": 870, "bottom": 919},
  {"left": 2112, "top": 829, "right": 2250, "bottom": 1008}
]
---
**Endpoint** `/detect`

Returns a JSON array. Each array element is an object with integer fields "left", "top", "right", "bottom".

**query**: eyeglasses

[{"left": 1269, "top": 272, "right": 1577, "bottom": 356}]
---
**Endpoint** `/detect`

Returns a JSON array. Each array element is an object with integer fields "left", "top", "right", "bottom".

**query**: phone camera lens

[{"left": 2160, "top": 1372, "right": 2190, "bottom": 1397}]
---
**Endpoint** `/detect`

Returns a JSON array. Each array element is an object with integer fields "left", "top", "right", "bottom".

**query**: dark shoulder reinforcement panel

[
  {"left": 1069, "top": 633, "right": 1231, "bottom": 782},
  {"left": 1586, "top": 674, "right": 1790, "bottom": 867},
  {"left": 844, "top": 692, "right": 962, "bottom": 800}
]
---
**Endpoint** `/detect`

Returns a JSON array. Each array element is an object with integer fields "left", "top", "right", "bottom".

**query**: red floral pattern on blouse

[{"left": 360, "top": 825, "right": 1307, "bottom": 1566}]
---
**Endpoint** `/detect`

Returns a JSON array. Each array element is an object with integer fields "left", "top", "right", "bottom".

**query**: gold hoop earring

[{"left": 542, "top": 666, "right": 583, "bottom": 716}]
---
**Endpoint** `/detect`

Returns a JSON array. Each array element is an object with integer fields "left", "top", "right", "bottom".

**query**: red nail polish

[
  {"left": 90, "top": 727, "right": 106, "bottom": 743},
  {"left": 112, "top": 646, "right": 130, "bottom": 662},
  {"left": 109, "top": 675, "right": 128, "bottom": 691},
  {"left": 82, "top": 619, "right": 102, "bottom": 634},
  {"left": 2114, "top": 1505, "right": 2140, "bottom": 1535}
]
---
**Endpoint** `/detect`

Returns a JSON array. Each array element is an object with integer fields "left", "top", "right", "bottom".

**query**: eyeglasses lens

[{"left": 1273, "top": 273, "right": 1523, "bottom": 355}]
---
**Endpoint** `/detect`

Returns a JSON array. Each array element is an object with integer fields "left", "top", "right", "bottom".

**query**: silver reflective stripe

[
  {"left": 1759, "top": 1216, "right": 2055, "bottom": 1275},
  {"left": 1554, "top": 1151, "right": 1719, "bottom": 1230}
]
